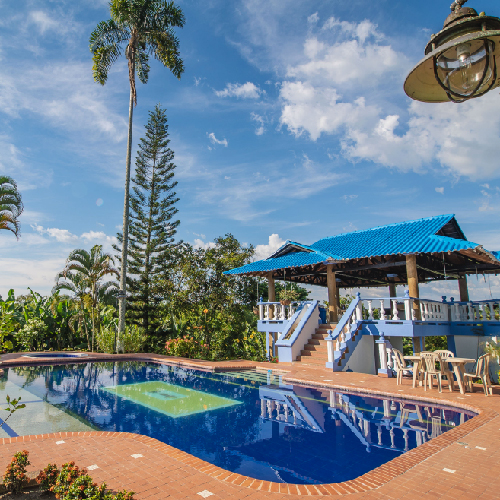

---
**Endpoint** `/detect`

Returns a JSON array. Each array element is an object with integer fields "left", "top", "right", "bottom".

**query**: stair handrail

[
  {"left": 276, "top": 300, "right": 319, "bottom": 346},
  {"left": 326, "top": 293, "right": 362, "bottom": 363}
]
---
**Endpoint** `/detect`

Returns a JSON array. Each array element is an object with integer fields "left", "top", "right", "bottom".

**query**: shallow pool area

[{"left": 0, "top": 362, "right": 476, "bottom": 485}]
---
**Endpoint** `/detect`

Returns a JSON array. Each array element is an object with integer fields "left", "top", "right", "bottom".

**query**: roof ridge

[{"left": 313, "top": 214, "right": 455, "bottom": 244}]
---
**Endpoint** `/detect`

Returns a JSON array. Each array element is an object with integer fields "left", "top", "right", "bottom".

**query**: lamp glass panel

[{"left": 436, "top": 39, "right": 494, "bottom": 97}]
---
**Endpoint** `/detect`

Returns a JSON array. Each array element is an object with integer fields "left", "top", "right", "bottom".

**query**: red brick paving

[{"left": 1, "top": 352, "right": 499, "bottom": 499}]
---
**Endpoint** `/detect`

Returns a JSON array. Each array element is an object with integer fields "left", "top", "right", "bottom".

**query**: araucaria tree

[
  {"left": 90, "top": 0, "right": 185, "bottom": 351},
  {"left": 115, "top": 105, "right": 180, "bottom": 349},
  {"left": 0, "top": 176, "right": 24, "bottom": 239}
]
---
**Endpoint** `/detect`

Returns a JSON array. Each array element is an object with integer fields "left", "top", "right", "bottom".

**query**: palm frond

[
  {"left": 0, "top": 176, "right": 23, "bottom": 238},
  {"left": 90, "top": 20, "right": 128, "bottom": 85},
  {"left": 145, "top": 29, "right": 183, "bottom": 78},
  {"left": 136, "top": 48, "right": 150, "bottom": 85}
]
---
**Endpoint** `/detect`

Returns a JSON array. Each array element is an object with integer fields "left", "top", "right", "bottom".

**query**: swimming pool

[{"left": 0, "top": 362, "right": 475, "bottom": 484}]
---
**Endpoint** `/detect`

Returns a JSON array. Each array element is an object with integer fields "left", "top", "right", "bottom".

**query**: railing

[{"left": 257, "top": 300, "right": 302, "bottom": 321}]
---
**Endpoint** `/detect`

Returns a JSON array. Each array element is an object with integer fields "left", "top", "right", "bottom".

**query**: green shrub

[
  {"left": 37, "top": 463, "right": 59, "bottom": 493},
  {"left": 97, "top": 324, "right": 146, "bottom": 353},
  {"left": 15, "top": 318, "right": 48, "bottom": 351},
  {"left": 52, "top": 462, "right": 87, "bottom": 498},
  {"left": 2, "top": 450, "right": 30, "bottom": 494},
  {"left": 164, "top": 336, "right": 208, "bottom": 359}
]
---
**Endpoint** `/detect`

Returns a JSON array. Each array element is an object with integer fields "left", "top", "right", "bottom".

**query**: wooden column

[
  {"left": 406, "top": 254, "right": 421, "bottom": 352},
  {"left": 458, "top": 274, "right": 469, "bottom": 302},
  {"left": 267, "top": 272, "right": 275, "bottom": 319},
  {"left": 327, "top": 265, "right": 338, "bottom": 323},
  {"left": 389, "top": 283, "right": 397, "bottom": 298}
]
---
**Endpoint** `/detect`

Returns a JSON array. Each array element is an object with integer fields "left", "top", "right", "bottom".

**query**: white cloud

[
  {"left": 215, "top": 82, "right": 263, "bottom": 99},
  {"left": 207, "top": 132, "right": 228, "bottom": 147},
  {"left": 32, "top": 224, "right": 78, "bottom": 243},
  {"left": 0, "top": 136, "right": 52, "bottom": 191},
  {"left": 81, "top": 231, "right": 117, "bottom": 249},
  {"left": 254, "top": 234, "right": 286, "bottom": 261},
  {"left": 193, "top": 238, "right": 216, "bottom": 250},
  {"left": 0, "top": 257, "right": 67, "bottom": 297},
  {"left": 342, "top": 194, "right": 358, "bottom": 202},
  {"left": 280, "top": 83, "right": 379, "bottom": 141},
  {"left": 344, "top": 95, "right": 500, "bottom": 179},
  {"left": 28, "top": 11, "right": 60, "bottom": 35},
  {"left": 195, "top": 154, "right": 344, "bottom": 221},
  {"left": 435, "top": 187, "right": 444, "bottom": 194},
  {"left": 250, "top": 112, "right": 265, "bottom": 135},
  {"left": 0, "top": 61, "right": 127, "bottom": 143}
]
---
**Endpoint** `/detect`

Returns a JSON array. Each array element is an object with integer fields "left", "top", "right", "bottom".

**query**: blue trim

[
  {"left": 0, "top": 420, "right": 18, "bottom": 437},
  {"left": 276, "top": 301, "right": 319, "bottom": 348}
]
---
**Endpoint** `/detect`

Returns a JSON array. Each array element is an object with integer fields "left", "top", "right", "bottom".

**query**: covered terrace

[{"left": 225, "top": 215, "right": 500, "bottom": 371}]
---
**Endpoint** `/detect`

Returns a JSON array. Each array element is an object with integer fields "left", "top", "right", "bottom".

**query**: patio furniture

[
  {"left": 393, "top": 349, "right": 409, "bottom": 385},
  {"left": 447, "top": 357, "right": 476, "bottom": 394},
  {"left": 463, "top": 354, "right": 493, "bottom": 396},
  {"left": 421, "top": 352, "right": 454, "bottom": 393},
  {"left": 404, "top": 354, "right": 424, "bottom": 388},
  {"left": 434, "top": 350, "right": 455, "bottom": 358}
]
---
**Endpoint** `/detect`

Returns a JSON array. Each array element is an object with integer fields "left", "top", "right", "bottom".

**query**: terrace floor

[{"left": 0, "top": 352, "right": 499, "bottom": 500}]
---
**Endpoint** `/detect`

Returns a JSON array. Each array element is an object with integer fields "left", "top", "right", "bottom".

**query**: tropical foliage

[
  {"left": 90, "top": 0, "right": 185, "bottom": 349},
  {"left": 53, "top": 245, "right": 119, "bottom": 351},
  {"left": 0, "top": 175, "right": 23, "bottom": 239}
]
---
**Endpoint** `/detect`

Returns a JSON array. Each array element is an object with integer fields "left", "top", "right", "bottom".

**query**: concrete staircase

[{"left": 295, "top": 324, "right": 337, "bottom": 367}]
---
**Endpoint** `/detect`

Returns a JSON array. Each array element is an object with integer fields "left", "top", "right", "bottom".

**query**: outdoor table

[
  {"left": 404, "top": 355, "right": 423, "bottom": 388},
  {"left": 447, "top": 357, "right": 476, "bottom": 395}
]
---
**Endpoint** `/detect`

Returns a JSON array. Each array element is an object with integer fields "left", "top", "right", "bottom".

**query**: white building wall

[{"left": 343, "top": 335, "right": 376, "bottom": 375}]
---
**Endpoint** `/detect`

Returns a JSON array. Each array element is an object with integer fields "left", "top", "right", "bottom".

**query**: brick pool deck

[{"left": 0, "top": 352, "right": 499, "bottom": 499}]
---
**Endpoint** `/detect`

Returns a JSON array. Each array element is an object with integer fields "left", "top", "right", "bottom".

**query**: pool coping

[{"left": 0, "top": 352, "right": 498, "bottom": 497}]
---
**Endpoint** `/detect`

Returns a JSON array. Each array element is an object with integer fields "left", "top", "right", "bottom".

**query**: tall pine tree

[{"left": 115, "top": 105, "right": 180, "bottom": 348}]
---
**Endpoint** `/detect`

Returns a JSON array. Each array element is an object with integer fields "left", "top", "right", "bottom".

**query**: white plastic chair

[
  {"left": 421, "top": 352, "right": 454, "bottom": 393},
  {"left": 463, "top": 354, "right": 493, "bottom": 396}
]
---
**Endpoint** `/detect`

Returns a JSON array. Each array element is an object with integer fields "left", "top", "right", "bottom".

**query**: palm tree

[
  {"left": 53, "top": 272, "right": 91, "bottom": 349},
  {"left": 55, "top": 245, "right": 119, "bottom": 352},
  {"left": 90, "top": 0, "right": 185, "bottom": 351},
  {"left": 0, "top": 176, "right": 24, "bottom": 239}
]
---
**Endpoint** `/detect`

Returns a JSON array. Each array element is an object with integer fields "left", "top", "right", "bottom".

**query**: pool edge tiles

[{"left": 100, "top": 381, "right": 242, "bottom": 418}]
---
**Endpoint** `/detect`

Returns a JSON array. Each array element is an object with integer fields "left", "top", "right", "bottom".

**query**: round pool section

[
  {"left": 21, "top": 352, "right": 88, "bottom": 358},
  {"left": 0, "top": 362, "right": 476, "bottom": 485}
]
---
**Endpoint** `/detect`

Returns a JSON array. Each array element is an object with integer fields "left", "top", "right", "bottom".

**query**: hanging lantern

[{"left": 404, "top": 0, "right": 500, "bottom": 103}]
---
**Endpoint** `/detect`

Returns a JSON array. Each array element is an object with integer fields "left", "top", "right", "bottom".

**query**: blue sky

[{"left": 2, "top": 0, "right": 500, "bottom": 302}]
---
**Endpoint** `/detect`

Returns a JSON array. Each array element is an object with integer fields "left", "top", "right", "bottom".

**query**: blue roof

[{"left": 225, "top": 214, "right": 499, "bottom": 276}]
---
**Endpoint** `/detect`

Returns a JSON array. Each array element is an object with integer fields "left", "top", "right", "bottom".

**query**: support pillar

[
  {"left": 267, "top": 272, "right": 275, "bottom": 318},
  {"left": 406, "top": 254, "right": 421, "bottom": 352},
  {"left": 267, "top": 272, "right": 275, "bottom": 360},
  {"left": 458, "top": 274, "right": 469, "bottom": 302},
  {"left": 327, "top": 265, "right": 338, "bottom": 323},
  {"left": 389, "top": 283, "right": 397, "bottom": 298}
]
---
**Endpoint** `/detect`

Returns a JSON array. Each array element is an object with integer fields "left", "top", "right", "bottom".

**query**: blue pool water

[{"left": 0, "top": 362, "right": 475, "bottom": 484}]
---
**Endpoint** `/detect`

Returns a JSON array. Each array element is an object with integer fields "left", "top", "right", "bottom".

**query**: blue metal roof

[{"left": 225, "top": 214, "right": 499, "bottom": 276}]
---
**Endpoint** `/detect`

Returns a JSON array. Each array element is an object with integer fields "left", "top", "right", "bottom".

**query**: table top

[
  {"left": 403, "top": 355, "right": 475, "bottom": 364},
  {"left": 447, "top": 357, "right": 475, "bottom": 364},
  {"left": 404, "top": 355, "right": 422, "bottom": 361}
]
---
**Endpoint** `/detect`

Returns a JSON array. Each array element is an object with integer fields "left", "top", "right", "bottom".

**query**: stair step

[
  {"left": 317, "top": 324, "right": 337, "bottom": 329},
  {"left": 296, "top": 357, "right": 328, "bottom": 366},
  {"left": 299, "top": 350, "right": 328, "bottom": 359},
  {"left": 311, "top": 333, "right": 329, "bottom": 340},
  {"left": 304, "top": 344, "right": 327, "bottom": 352}
]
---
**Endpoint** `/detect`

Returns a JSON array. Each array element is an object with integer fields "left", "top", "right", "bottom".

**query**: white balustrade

[
  {"left": 380, "top": 300, "right": 386, "bottom": 320},
  {"left": 391, "top": 300, "right": 398, "bottom": 320},
  {"left": 258, "top": 301, "right": 300, "bottom": 321}
]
